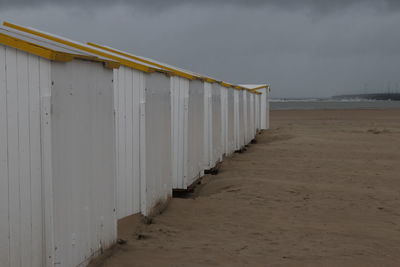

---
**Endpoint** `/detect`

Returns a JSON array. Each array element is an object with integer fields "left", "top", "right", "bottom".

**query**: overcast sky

[{"left": 1, "top": 0, "right": 400, "bottom": 98}]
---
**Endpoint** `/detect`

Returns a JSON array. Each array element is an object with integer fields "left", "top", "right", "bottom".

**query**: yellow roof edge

[
  {"left": 4, "top": 21, "right": 156, "bottom": 72},
  {"left": 249, "top": 84, "right": 271, "bottom": 93},
  {"left": 0, "top": 32, "right": 120, "bottom": 69},
  {"left": 251, "top": 84, "right": 269, "bottom": 90},
  {"left": 219, "top": 81, "right": 234, "bottom": 88},
  {"left": 203, "top": 77, "right": 217, "bottom": 83},
  {"left": 217, "top": 82, "right": 261, "bottom": 94},
  {"left": 0, "top": 32, "right": 57, "bottom": 61},
  {"left": 87, "top": 42, "right": 197, "bottom": 80}
]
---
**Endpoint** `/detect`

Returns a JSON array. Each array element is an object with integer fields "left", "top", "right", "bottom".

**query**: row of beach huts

[{"left": 0, "top": 22, "right": 270, "bottom": 267}]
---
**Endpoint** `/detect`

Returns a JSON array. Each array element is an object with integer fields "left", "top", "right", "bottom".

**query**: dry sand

[{"left": 92, "top": 109, "right": 400, "bottom": 267}]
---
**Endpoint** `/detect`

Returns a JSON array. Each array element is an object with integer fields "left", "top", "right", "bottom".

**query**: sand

[{"left": 91, "top": 109, "right": 400, "bottom": 267}]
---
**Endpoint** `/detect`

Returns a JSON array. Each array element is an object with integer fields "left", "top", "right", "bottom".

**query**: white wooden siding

[
  {"left": 211, "top": 83, "right": 222, "bottom": 165},
  {"left": 171, "top": 76, "right": 189, "bottom": 189},
  {"left": 255, "top": 94, "right": 261, "bottom": 131},
  {"left": 187, "top": 80, "right": 204, "bottom": 187},
  {"left": 233, "top": 90, "right": 240, "bottom": 150},
  {"left": 243, "top": 90, "right": 249, "bottom": 144},
  {"left": 0, "top": 46, "right": 49, "bottom": 267},
  {"left": 227, "top": 89, "right": 235, "bottom": 155},
  {"left": 203, "top": 82, "right": 213, "bottom": 169},
  {"left": 220, "top": 86, "right": 229, "bottom": 156},
  {"left": 50, "top": 60, "right": 116, "bottom": 267},
  {"left": 144, "top": 73, "right": 172, "bottom": 216},
  {"left": 114, "top": 66, "right": 144, "bottom": 219},
  {"left": 249, "top": 93, "right": 255, "bottom": 139},
  {"left": 260, "top": 88, "right": 269, "bottom": 130}
]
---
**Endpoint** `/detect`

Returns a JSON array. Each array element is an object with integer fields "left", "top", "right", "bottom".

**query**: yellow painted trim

[
  {"left": 245, "top": 88, "right": 258, "bottom": 95},
  {"left": 88, "top": 42, "right": 197, "bottom": 80},
  {"left": 234, "top": 85, "right": 245, "bottom": 90},
  {"left": 0, "top": 32, "right": 120, "bottom": 69},
  {"left": 219, "top": 82, "right": 233, "bottom": 88},
  {"left": 4, "top": 21, "right": 154, "bottom": 73},
  {"left": 0, "top": 33, "right": 58, "bottom": 61},
  {"left": 204, "top": 77, "right": 217, "bottom": 83},
  {"left": 250, "top": 84, "right": 269, "bottom": 90},
  {"left": 249, "top": 85, "right": 271, "bottom": 93},
  {"left": 104, "top": 61, "right": 121, "bottom": 69}
]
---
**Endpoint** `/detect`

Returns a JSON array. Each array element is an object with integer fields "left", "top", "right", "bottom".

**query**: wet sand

[{"left": 93, "top": 109, "right": 400, "bottom": 267}]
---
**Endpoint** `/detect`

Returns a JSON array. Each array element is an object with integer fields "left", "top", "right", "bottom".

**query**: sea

[{"left": 270, "top": 99, "right": 400, "bottom": 110}]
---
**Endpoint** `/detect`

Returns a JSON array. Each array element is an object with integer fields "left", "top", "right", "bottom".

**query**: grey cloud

[
  {"left": 1, "top": 2, "right": 400, "bottom": 98},
  {"left": 2, "top": 0, "right": 400, "bottom": 13}
]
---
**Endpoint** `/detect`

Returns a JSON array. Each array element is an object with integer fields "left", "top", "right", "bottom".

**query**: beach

[{"left": 92, "top": 109, "right": 400, "bottom": 267}]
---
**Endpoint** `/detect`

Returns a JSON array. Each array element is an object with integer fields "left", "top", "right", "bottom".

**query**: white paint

[
  {"left": 51, "top": 60, "right": 116, "bottom": 267},
  {"left": 228, "top": 89, "right": 236, "bottom": 154},
  {"left": 113, "top": 69, "right": 173, "bottom": 217},
  {"left": 220, "top": 86, "right": 229, "bottom": 156},
  {"left": 0, "top": 44, "right": 116, "bottom": 267},
  {"left": 186, "top": 80, "right": 205, "bottom": 187},
  {"left": 233, "top": 90, "right": 240, "bottom": 151},
  {"left": 239, "top": 85, "right": 270, "bottom": 130},
  {"left": 144, "top": 73, "right": 172, "bottom": 215},
  {"left": 259, "top": 88, "right": 270, "bottom": 130},
  {"left": 114, "top": 66, "right": 144, "bottom": 219},
  {"left": 243, "top": 90, "right": 249, "bottom": 144},
  {"left": 249, "top": 93, "right": 256, "bottom": 139},
  {"left": 0, "top": 47, "right": 48, "bottom": 267},
  {"left": 211, "top": 83, "right": 223, "bottom": 165},
  {"left": 171, "top": 76, "right": 189, "bottom": 189},
  {"left": 255, "top": 94, "right": 261, "bottom": 131},
  {"left": 203, "top": 82, "right": 213, "bottom": 169},
  {"left": 238, "top": 90, "right": 246, "bottom": 148}
]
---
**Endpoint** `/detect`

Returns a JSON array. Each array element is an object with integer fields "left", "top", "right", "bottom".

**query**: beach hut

[
  {"left": 170, "top": 76, "right": 190, "bottom": 189},
  {"left": 233, "top": 89, "right": 240, "bottom": 150},
  {"left": 249, "top": 92, "right": 256, "bottom": 139},
  {"left": 243, "top": 89, "right": 250, "bottom": 144},
  {"left": 247, "top": 90, "right": 256, "bottom": 143},
  {"left": 241, "top": 84, "right": 270, "bottom": 130},
  {"left": 211, "top": 83, "right": 223, "bottom": 166},
  {"left": 220, "top": 82, "right": 237, "bottom": 155},
  {"left": 0, "top": 27, "right": 119, "bottom": 267},
  {"left": 3, "top": 22, "right": 174, "bottom": 219},
  {"left": 187, "top": 79, "right": 206, "bottom": 186},
  {"left": 238, "top": 89, "right": 246, "bottom": 148},
  {"left": 256, "top": 93, "right": 261, "bottom": 132},
  {"left": 220, "top": 84, "right": 229, "bottom": 156},
  {"left": 203, "top": 81, "right": 213, "bottom": 169}
]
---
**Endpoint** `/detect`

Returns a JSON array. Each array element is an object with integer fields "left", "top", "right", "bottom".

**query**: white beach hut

[
  {"left": 238, "top": 89, "right": 246, "bottom": 149},
  {"left": 220, "top": 84, "right": 229, "bottom": 156},
  {"left": 241, "top": 84, "right": 270, "bottom": 130},
  {"left": 0, "top": 27, "right": 119, "bottom": 267},
  {"left": 3, "top": 22, "right": 174, "bottom": 219},
  {"left": 211, "top": 82, "right": 224, "bottom": 166},
  {"left": 249, "top": 92, "right": 256, "bottom": 139}
]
